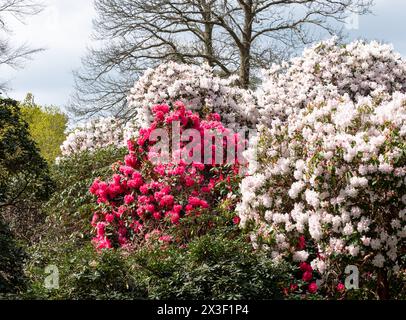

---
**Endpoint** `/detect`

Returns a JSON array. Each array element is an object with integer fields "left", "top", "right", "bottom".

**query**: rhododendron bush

[
  {"left": 258, "top": 38, "right": 406, "bottom": 123},
  {"left": 237, "top": 93, "right": 406, "bottom": 296},
  {"left": 60, "top": 117, "right": 125, "bottom": 157},
  {"left": 238, "top": 38, "right": 406, "bottom": 297},
  {"left": 89, "top": 101, "right": 245, "bottom": 249},
  {"left": 60, "top": 117, "right": 140, "bottom": 158}
]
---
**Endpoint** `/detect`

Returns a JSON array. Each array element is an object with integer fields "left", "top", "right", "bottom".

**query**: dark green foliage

[
  {"left": 0, "top": 218, "right": 27, "bottom": 296},
  {"left": 0, "top": 97, "right": 53, "bottom": 207},
  {"left": 0, "top": 98, "right": 53, "bottom": 296},
  {"left": 133, "top": 230, "right": 292, "bottom": 300},
  {"left": 24, "top": 226, "right": 293, "bottom": 300},
  {"left": 23, "top": 146, "right": 139, "bottom": 299},
  {"left": 24, "top": 239, "right": 147, "bottom": 300},
  {"left": 0, "top": 97, "right": 53, "bottom": 257},
  {"left": 43, "top": 146, "right": 127, "bottom": 241}
]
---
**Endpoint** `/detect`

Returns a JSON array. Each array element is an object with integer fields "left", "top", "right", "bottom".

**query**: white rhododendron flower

[{"left": 293, "top": 250, "right": 309, "bottom": 262}]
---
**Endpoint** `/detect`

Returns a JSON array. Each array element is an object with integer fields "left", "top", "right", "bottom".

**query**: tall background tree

[
  {"left": 0, "top": 97, "right": 53, "bottom": 243},
  {"left": 20, "top": 93, "right": 68, "bottom": 164},
  {"left": 0, "top": 0, "right": 44, "bottom": 92},
  {"left": 71, "top": 0, "right": 373, "bottom": 119}
]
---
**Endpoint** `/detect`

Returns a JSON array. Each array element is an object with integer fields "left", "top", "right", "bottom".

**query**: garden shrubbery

[
  {"left": 22, "top": 145, "right": 141, "bottom": 299},
  {"left": 0, "top": 97, "right": 54, "bottom": 244},
  {"left": 60, "top": 117, "right": 128, "bottom": 158},
  {"left": 237, "top": 40, "right": 406, "bottom": 299},
  {"left": 24, "top": 238, "right": 147, "bottom": 300},
  {"left": 133, "top": 228, "right": 292, "bottom": 300},
  {"left": 258, "top": 38, "right": 406, "bottom": 122},
  {"left": 24, "top": 225, "right": 294, "bottom": 300},
  {"left": 0, "top": 98, "right": 53, "bottom": 206}
]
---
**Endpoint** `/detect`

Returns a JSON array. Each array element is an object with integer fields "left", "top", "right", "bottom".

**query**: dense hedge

[
  {"left": 24, "top": 226, "right": 293, "bottom": 300},
  {"left": 0, "top": 218, "right": 27, "bottom": 296},
  {"left": 133, "top": 229, "right": 292, "bottom": 300}
]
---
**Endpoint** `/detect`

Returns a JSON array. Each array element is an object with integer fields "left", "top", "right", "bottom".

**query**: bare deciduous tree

[
  {"left": 71, "top": 0, "right": 373, "bottom": 119},
  {"left": 0, "top": 0, "right": 44, "bottom": 92}
]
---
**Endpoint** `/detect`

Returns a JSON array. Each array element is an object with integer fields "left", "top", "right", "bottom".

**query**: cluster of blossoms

[
  {"left": 89, "top": 101, "right": 244, "bottom": 249},
  {"left": 127, "top": 61, "right": 258, "bottom": 131},
  {"left": 60, "top": 117, "right": 125, "bottom": 157},
  {"left": 61, "top": 39, "right": 406, "bottom": 159},
  {"left": 258, "top": 38, "right": 406, "bottom": 123},
  {"left": 60, "top": 62, "right": 258, "bottom": 159},
  {"left": 237, "top": 93, "right": 406, "bottom": 281},
  {"left": 282, "top": 235, "right": 321, "bottom": 296},
  {"left": 284, "top": 258, "right": 346, "bottom": 297},
  {"left": 60, "top": 117, "right": 140, "bottom": 158}
]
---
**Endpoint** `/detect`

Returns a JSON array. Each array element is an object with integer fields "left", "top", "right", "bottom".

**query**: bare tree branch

[
  {"left": 0, "top": 0, "right": 45, "bottom": 92},
  {"left": 71, "top": 0, "right": 374, "bottom": 118}
]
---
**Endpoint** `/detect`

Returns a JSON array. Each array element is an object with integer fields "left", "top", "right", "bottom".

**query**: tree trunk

[
  {"left": 239, "top": 48, "right": 250, "bottom": 89},
  {"left": 201, "top": 0, "right": 214, "bottom": 67},
  {"left": 204, "top": 23, "right": 214, "bottom": 67},
  {"left": 239, "top": 0, "right": 253, "bottom": 89},
  {"left": 377, "top": 269, "right": 390, "bottom": 300}
]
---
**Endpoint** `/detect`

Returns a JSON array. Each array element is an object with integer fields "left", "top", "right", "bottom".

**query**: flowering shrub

[
  {"left": 258, "top": 38, "right": 406, "bottom": 122},
  {"left": 59, "top": 117, "right": 140, "bottom": 159},
  {"left": 127, "top": 62, "right": 258, "bottom": 130},
  {"left": 60, "top": 117, "right": 125, "bottom": 157},
  {"left": 237, "top": 93, "right": 406, "bottom": 296},
  {"left": 89, "top": 101, "right": 244, "bottom": 249}
]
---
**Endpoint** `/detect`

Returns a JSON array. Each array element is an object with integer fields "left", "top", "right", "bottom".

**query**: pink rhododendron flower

[
  {"left": 297, "top": 235, "right": 306, "bottom": 250},
  {"left": 299, "top": 262, "right": 313, "bottom": 273},
  {"left": 159, "top": 235, "right": 173, "bottom": 243},
  {"left": 308, "top": 282, "right": 318, "bottom": 294},
  {"left": 124, "top": 194, "right": 135, "bottom": 204},
  {"left": 289, "top": 283, "right": 298, "bottom": 292},
  {"left": 105, "top": 214, "right": 115, "bottom": 223},
  {"left": 337, "top": 283, "right": 346, "bottom": 293},
  {"left": 302, "top": 271, "right": 313, "bottom": 282}
]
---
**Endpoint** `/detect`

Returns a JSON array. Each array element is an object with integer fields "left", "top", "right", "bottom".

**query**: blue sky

[{"left": 1, "top": 0, "right": 405, "bottom": 110}]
